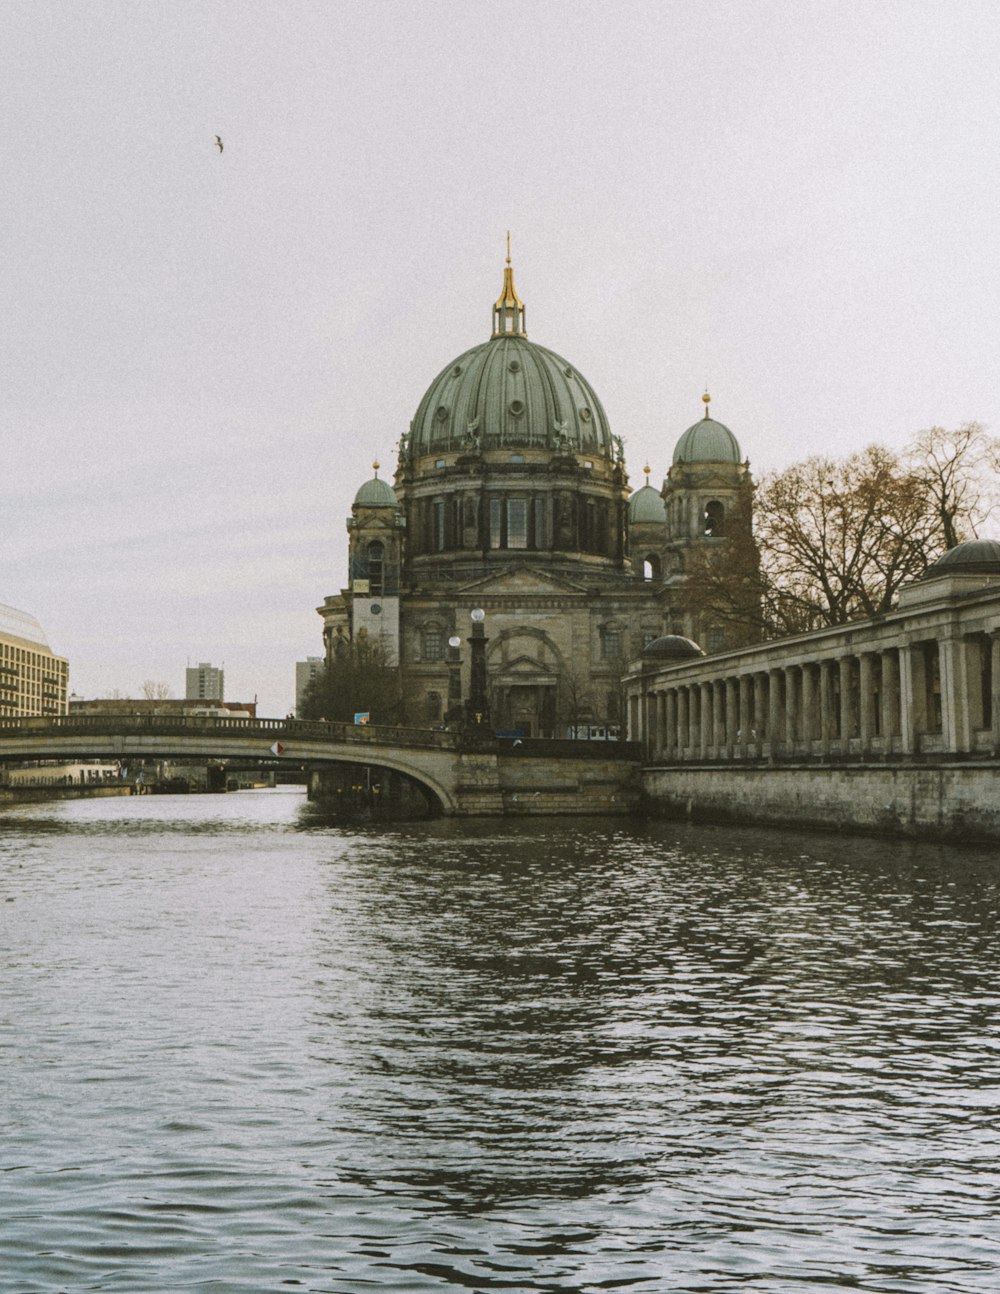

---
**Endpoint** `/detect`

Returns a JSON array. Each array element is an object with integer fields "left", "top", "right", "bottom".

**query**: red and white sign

[{"left": 269, "top": 741, "right": 285, "bottom": 755}]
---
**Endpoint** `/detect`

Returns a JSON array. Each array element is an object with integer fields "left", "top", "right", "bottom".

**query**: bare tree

[
  {"left": 141, "top": 680, "right": 173, "bottom": 700},
  {"left": 905, "top": 422, "right": 1000, "bottom": 550},
  {"left": 756, "top": 446, "right": 938, "bottom": 626}
]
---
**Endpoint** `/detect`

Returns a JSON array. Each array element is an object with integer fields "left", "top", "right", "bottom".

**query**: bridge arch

[{"left": 0, "top": 716, "right": 462, "bottom": 815}]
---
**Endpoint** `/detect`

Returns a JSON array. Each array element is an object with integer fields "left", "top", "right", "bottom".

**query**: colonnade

[{"left": 633, "top": 631, "right": 1000, "bottom": 761}]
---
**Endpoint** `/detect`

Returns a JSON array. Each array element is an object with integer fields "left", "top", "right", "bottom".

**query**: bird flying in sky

[{"left": 215, "top": 135, "right": 223, "bottom": 153}]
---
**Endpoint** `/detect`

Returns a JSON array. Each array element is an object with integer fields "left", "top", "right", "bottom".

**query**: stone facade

[
  {"left": 625, "top": 542, "right": 1000, "bottom": 839},
  {"left": 318, "top": 255, "right": 753, "bottom": 735}
]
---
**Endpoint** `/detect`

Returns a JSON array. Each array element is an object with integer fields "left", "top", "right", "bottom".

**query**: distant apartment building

[
  {"left": 186, "top": 661, "right": 224, "bottom": 702},
  {"left": 295, "top": 656, "right": 324, "bottom": 715},
  {"left": 0, "top": 603, "right": 69, "bottom": 717}
]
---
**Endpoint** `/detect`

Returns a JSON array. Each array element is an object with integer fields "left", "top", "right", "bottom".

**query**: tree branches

[{"left": 679, "top": 423, "right": 998, "bottom": 645}]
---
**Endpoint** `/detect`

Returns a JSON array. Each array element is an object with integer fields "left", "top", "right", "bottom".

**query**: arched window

[
  {"left": 704, "top": 500, "right": 725, "bottom": 536},
  {"left": 599, "top": 624, "right": 624, "bottom": 662},
  {"left": 423, "top": 627, "right": 444, "bottom": 662},
  {"left": 367, "top": 541, "right": 384, "bottom": 596},
  {"left": 642, "top": 554, "right": 661, "bottom": 581}
]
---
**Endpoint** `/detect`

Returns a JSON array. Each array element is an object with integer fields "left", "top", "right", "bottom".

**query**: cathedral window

[
  {"left": 489, "top": 497, "right": 502, "bottom": 548},
  {"left": 433, "top": 501, "right": 446, "bottom": 551},
  {"left": 423, "top": 628, "right": 444, "bottom": 662},
  {"left": 642, "top": 554, "right": 660, "bottom": 581},
  {"left": 507, "top": 499, "right": 528, "bottom": 549},
  {"left": 533, "top": 497, "right": 546, "bottom": 548},
  {"left": 704, "top": 500, "right": 725, "bottom": 535},
  {"left": 600, "top": 627, "right": 623, "bottom": 661}
]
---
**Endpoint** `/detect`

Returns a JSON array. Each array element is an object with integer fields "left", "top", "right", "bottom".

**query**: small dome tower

[
  {"left": 628, "top": 465, "right": 667, "bottom": 581},
  {"left": 662, "top": 393, "right": 751, "bottom": 571},
  {"left": 346, "top": 462, "right": 405, "bottom": 663}
]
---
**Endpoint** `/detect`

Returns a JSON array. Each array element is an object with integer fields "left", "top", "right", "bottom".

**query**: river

[{"left": 3, "top": 789, "right": 999, "bottom": 1292}]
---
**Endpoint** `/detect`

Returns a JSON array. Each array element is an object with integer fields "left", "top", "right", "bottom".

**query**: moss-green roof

[
  {"left": 672, "top": 416, "right": 742, "bottom": 466},
  {"left": 353, "top": 476, "right": 399, "bottom": 508},
  {"left": 628, "top": 483, "right": 667, "bottom": 524}
]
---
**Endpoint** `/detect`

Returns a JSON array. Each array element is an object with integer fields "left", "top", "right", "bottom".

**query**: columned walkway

[{"left": 626, "top": 568, "right": 1000, "bottom": 763}]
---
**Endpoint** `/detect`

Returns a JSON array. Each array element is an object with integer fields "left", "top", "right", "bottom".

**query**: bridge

[{"left": 0, "top": 714, "right": 642, "bottom": 817}]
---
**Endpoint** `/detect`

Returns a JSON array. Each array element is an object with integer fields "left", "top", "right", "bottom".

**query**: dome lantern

[{"left": 492, "top": 232, "right": 526, "bottom": 338}]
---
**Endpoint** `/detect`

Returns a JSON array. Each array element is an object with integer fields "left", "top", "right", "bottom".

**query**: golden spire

[
  {"left": 644, "top": 464, "right": 651, "bottom": 481},
  {"left": 373, "top": 460, "right": 380, "bottom": 476},
  {"left": 702, "top": 390, "right": 711, "bottom": 420},
  {"left": 492, "top": 231, "right": 526, "bottom": 337}
]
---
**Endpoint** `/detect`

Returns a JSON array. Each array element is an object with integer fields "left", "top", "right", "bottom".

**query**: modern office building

[{"left": 0, "top": 603, "right": 69, "bottom": 717}]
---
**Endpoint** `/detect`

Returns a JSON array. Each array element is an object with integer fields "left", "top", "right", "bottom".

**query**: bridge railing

[{"left": 0, "top": 714, "right": 460, "bottom": 751}]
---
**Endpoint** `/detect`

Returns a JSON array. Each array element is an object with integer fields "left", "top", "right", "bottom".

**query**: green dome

[
  {"left": 353, "top": 475, "right": 399, "bottom": 508},
  {"left": 926, "top": 538, "right": 1000, "bottom": 575},
  {"left": 628, "top": 483, "right": 667, "bottom": 524},
  {"left": 673, "top": 416, "right": 742, "bottom": 466},
  {"left": 405, "top": 334, "right": 613, "bottom": 461},
  {"left": 642, "top": 634, "right": 704, "bottom": 661}
]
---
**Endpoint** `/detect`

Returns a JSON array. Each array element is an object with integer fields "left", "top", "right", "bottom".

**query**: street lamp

[
  {"left": 445, "top": 634, "right": 463, "bottom": 725},
  {"left": 466, "top": 608, "right": 490, "bottom": 727}
]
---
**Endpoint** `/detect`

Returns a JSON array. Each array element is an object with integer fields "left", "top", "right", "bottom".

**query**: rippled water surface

[{"left": 3, "top": 789, "right": 1000, "bottom": 1292}]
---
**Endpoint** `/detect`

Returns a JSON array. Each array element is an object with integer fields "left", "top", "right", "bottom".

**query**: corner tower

[
  {"left": 662, "top": 393, "right": 751, "bottom": 576},
  {"left": 345, "top": 464, "right": 404, "bottom": 665}
]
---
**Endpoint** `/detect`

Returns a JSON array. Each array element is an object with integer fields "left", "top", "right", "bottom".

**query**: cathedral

[{"left": 316, "top": 249, "right": 752, "bottom": 737}]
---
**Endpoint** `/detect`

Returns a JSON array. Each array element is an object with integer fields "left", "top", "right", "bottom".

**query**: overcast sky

[{"left": 3, "top": 1, "right": 998, "bottom": 716}]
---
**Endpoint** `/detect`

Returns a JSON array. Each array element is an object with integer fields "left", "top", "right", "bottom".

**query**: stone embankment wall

[
  {"left": 495, "top": 741, "right": 641, "bottom": 816},
  {"left": 642, "top": 760, "right": 1000, "bottom": 842},
  {"left": 0, "top": 784, "right": 130, "bottom": 806}
]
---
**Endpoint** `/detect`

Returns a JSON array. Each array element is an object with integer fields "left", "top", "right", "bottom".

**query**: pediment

[
  {"left": 457, "top": 564, "right": 589, "bottom": 597},
  {"left": 495, "top": 653, "right": 552, "bottom": 676}
]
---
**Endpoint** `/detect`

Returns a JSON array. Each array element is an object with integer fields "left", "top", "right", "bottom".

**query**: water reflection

[{"left": 3, "top": 794, "right": 1000, "bottom": 1291}]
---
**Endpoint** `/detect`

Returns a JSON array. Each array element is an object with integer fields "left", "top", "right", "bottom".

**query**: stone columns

[
  {"left": 690, "top": 685, "right": 701, "bottom": 754},
  {"left": 713, "top": 680, "right": 727, "bottom": 752},
  {"left": 677, "top": 687, "right": 689, "bottom": 756},
  {"left": 819, "top": 659, "right": 834, "bottom": 755},
  {"left": 858, "top": 653, "right": 875, "bottom": 753},
  {"left": 838, "top": 656, "right": 855, "bottom": 750},
  {"left": 664, "top": 690, "right": 677, "bottom": 758},
  {"left": 700, "top": 682, "right": 713, "bottom": 758},
  {"left": 800, "top": 663, "right": 815, "bottom": 751},
  {"left": 768, "top": 668, "right": 784, "bottom": 757},
  {"left": 738, "top": 675, "right": 752, "bottom": 756},
  {"left": 898, "top": 643, "right": 921, "bottom": 754},
  {"left": 725, "top": 677, "right": 738, "bottom": 756},
  {"left": 783, "top": 667, "right": 799, "bottom": 749},
  {"left": 992, "top": 633, "right": 1000, "bottom": 750},
  {"left": 753, "top": 673, "right": 766, "bottom": 752},
  {"left": 938, "top": 636, "right": 972, "bottom": 753},
  {"left": 880, "top": 649, "right": 899, "bottom": 751}
]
